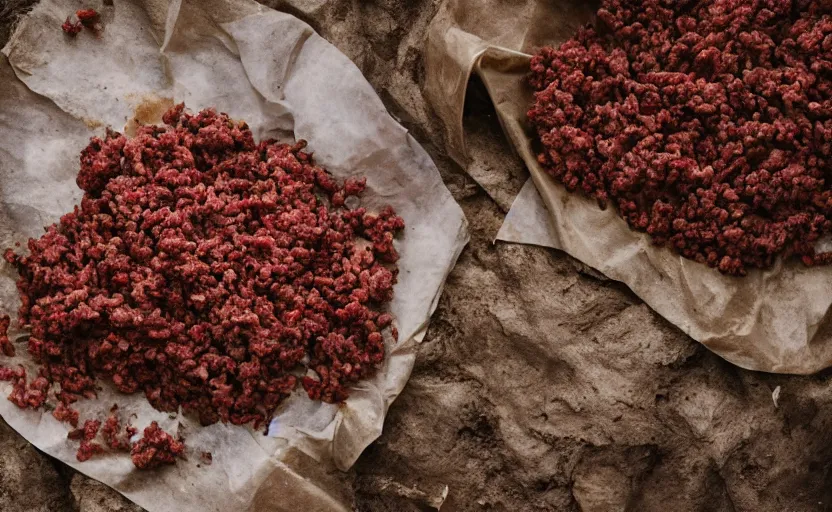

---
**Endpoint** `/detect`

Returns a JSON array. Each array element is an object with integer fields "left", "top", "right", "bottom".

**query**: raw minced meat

[
  {"left": 69, "top": 419, "right": 103, "bottom": 462},
  {"left": 102, "top": 404, "right": 137, "bottom": 451},
  {"left": 529, "top": 0, "right": 832, "bottom": 275},
  {"left": 0, "top": 104, "right": 404, "bottom": 466},
  {"left": 61, "top": 9, "right": 98, "bottom": 36},
  {"left": 131, "top": 421, "right": 184, "bottom": 469},
  {"left": 61, "top": 17, "right": 82, "bottom": 36}
]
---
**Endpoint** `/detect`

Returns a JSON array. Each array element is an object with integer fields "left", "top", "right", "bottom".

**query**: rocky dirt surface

[{"left": 2, "top": 1, "right": 832, "bottom": 511}]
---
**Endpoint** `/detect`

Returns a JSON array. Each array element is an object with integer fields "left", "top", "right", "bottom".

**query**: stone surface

[
  {"left": 0, "top": 0, "right": 37, "bottom": 46},
  {"left": 2, "top": 1, "right": 832, "bottom": 511},
  {"left": 71, "top": 474, "right": 144, "bottom": 512},
  {"left": 0, "top": 419, "right": 73, "bottom": 511}
]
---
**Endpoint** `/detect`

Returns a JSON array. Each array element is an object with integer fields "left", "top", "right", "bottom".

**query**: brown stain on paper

[{"left": 124, "top": 95, "right": 174, "bottom": 136}]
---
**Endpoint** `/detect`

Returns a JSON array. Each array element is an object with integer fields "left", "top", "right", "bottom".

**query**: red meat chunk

[
  {"left": 130, "top": 421, "right": 184, "bottom": 469},
  {"left": 61, "top": 17, "right": 82, "bottom": 36}
]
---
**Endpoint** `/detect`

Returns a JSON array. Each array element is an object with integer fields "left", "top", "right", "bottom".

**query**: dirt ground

[{"left": 2, "top": 1, "right": 832, "bottom": 511}]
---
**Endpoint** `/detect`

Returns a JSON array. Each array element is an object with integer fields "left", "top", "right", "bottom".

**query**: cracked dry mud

[{"left": 2, "top": 1, "right": 832, "bottom": 511}]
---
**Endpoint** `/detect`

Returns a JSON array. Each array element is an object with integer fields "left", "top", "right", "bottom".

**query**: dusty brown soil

[{"left": 3, "top": 1, "right": 832, "bottom": 511}]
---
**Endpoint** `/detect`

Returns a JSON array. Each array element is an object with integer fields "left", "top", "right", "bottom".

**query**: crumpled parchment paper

[
  {"left": 0, "top": 0, "right": 468, "bottom": 510},
  {"left": 425, "top": 0, "right": 832, "bottom": 375}
]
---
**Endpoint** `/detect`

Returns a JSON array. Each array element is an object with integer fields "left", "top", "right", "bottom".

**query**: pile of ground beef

[
  {"left": 0, "top": 105, "right": 403, "bottom": 466},
  {"left": 529, "top": 0, "right": 832, "bottom": 275}
]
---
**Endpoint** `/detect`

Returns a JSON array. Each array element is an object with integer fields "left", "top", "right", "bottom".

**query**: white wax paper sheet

[
  {"left": 0, "top": 0, "right": 468, "bottom": 510},
  {"left": 424, "top": 0, "right": 832, "bottom": 374}
]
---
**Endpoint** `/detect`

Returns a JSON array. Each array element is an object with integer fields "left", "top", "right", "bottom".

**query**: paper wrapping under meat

[
  {"left": 0, "top": 0, "right": 468, "bottom": 510},
  {"left": 424, "top": 0, "right": 832, "bottom": 375}
]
